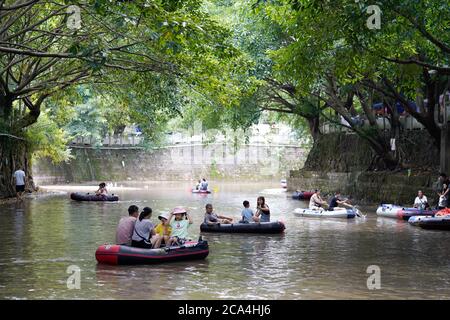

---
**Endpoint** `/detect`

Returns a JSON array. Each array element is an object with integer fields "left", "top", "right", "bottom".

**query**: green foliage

[
  {"left": 24, "top": 113, "right": 72, "bottom": 163},
  {"left": 1, "top": 0, "right": 259, "bottom": 162}
]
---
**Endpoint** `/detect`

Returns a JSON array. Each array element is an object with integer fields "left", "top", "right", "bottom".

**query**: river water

[{"left": 0, "top": 181, "right": 449, "bottom": 300}]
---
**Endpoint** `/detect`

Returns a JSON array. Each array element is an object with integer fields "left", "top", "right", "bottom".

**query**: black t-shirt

[{"left": 329, "top": 196, "right": 339, "bottom": 209}]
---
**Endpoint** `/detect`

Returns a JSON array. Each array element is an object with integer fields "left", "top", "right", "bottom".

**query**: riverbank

[
  {"left": 287, "top": 169, "right": 438, "bottom": 205},
  {"left": 287, "top": 131, "right": 440, "bottom": 205},
  {"left": 0, "top": 187, "right": 64, "bottom": 205}
]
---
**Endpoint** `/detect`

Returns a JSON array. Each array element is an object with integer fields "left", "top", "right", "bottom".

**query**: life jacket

[{"left": 436, "top": 208, "right": 450, "bottom": 216}]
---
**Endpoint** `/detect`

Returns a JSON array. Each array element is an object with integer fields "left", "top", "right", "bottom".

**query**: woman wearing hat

[
  {"left": 154, "top": 212, "right": 173, "bottom": 246},
  {"left": 168, "top": 207, "right": 193, "bottom": 245}
]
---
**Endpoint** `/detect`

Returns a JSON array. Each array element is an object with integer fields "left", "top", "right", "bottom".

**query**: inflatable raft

[
  {"left": 416, "top": 216, "right": 450, "bottom": 230},
  {"left": 70, "top": 192, "right": 119, "bottom": 202},
  {"left": 293, "top": 207, "right": 358, "bottom": 219},
  {"left": 95, "top": 241, "right": 209, "bottom": 265},
  {"left": 408, "top": 215, "right": 433, "bottom": 226},
  {"left": 376, "top": 204, "right": 438, "bottom": 220},
  {"left": 200, "top": 221, "right": 285, "bottom": 234},
  {"left": 191, "top": 189, "right": 211, "bottom": 194},
  {"left": 292, "top": 191, "right": 314, "bottom": 200}
]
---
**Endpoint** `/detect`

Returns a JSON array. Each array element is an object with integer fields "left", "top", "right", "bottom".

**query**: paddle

[
  {"left": 334, "top": 202, "right": 363, "bottom": 217},
  {"left": 339, "top": 197, "right": 364, "bottom": 218},
  {"left": 350, "top": 205, "right": 364, "bottom": 218}
]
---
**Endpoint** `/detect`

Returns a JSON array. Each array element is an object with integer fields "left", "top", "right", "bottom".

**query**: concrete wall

[{"left": 33, "top": 143, "right": 308, "bottom": 185}]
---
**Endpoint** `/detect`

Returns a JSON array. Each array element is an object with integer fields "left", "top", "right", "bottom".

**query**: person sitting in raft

[
  {"left": 438, "top": 183, "right": 449, "bottom": 210},
  {"left": 328, "top": 191, "right": 352, "bottom": 211},
  {"left": 95, "top": 182, "right": 108, "bottom": 198},
  {"left": 155, "top": 212, "right": 174, "bottom": 246},
  {"left": 309, "top": 190, "right": 327, "bottom": 210},
  {"left": 169, "top": 207, "right": 193, "bottom": 245},
  {"left": 240, "top": 200, "right": 258, "bottom": 223},
  {"left": 195, "top": 179, "right": 202, "bottom": 190},
  {"left": 255, "top": 196, "right": 270, "bottom": 222},
  {"left": 116, "top": 205, "right": 139, "bottom": 246},
  {"left": 131, "top": 207, "right": 162, "bottom": 249},
  {"left": 413, "top": 190, "right": 430, "bottom": 210},
  {"left": 200, "top": 178, "right": 209, "bottom": 191},
  {"left": 204, "top": 203, "right": 233, "bottom": 225}
]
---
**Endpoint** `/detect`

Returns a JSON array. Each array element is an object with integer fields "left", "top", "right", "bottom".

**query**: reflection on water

[{"left": 1, "top": 181, "right": 450, "bottom": 299}]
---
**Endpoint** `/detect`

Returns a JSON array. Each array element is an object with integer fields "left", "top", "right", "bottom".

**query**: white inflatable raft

[
  {"left": 408, "top": 215, "right": 434, "bottom": 226},
  {"left": 293, "top": 207, "right": 358, "bottom": 219},
  {"left": 376, "top": 204, "right": 438, "bottom": 220}
]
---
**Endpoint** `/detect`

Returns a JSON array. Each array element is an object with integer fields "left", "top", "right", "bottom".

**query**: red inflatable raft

[
  {"left": 292, "top": 191, "right": 314, "bottom": 200},
  {"left": 95, "top": 241, "right": 209, "bottom": 265}
]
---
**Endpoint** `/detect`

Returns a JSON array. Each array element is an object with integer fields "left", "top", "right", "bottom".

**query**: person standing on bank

[
  {"left": 14, "top": 168, "right": 26, "bottom": 201},
  {"left": 255, "top": 196, "right": 270, "bottom": 222}
]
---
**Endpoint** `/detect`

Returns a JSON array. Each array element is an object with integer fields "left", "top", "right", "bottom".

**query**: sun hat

[
  {"left": 158, "top": 212, "right": 171, "bottom": 220},
  {"left": 173, "top": 206, "right": 187, "bottom": 214}
]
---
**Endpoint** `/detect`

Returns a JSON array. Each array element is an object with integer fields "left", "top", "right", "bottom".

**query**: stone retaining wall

[{"left": 33, "top": 143, "right": 307, "bottom": 185}]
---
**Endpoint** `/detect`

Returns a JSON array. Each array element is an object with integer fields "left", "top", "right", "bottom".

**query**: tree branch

[{"left": 381, "top": 56, "right": 450, "bottom": 75}]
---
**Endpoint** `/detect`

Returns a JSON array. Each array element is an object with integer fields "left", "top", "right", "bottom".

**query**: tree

[
  {"left": 249, "top": 0, "right": 450, "bottom": 169},
  {"left": 0, "top": 0, "right": 249, "bottom": 197}
]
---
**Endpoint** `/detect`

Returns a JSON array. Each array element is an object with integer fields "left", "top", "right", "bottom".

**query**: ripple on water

[{"left": 1, "top": 182, "right": 450, "bottom": 299}]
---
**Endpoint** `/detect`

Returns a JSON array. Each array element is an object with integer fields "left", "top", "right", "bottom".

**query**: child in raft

[
  {"left": 240, "top": 200, "right": 259, "bottom": 223},
  {"left": 95, "top": 182, "right": 108, "bottom": 198},
  {"left": 168, "top": 207, "right": 194, "bottom": 245},
  {"left": 154, "top": 212, "right": 174, "bottom": 246},
  {"left": 204, "top": 203, "right": 233, "bottom": 225}
]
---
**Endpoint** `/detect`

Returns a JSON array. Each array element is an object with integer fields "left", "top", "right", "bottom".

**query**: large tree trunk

[
  {"left": 307, "top": 115, "right": 321, "bottom": 141},
  {"left": 0, "top": 94, "right": 13, "bottom": 124},
  {"left": 440, "top": 126, "right": 450, "bottom": 174},
  {"left": 0, "top": 136, "right": 35, "bottom": 199}
]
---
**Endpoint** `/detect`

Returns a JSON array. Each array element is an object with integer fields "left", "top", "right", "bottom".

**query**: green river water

[{"left": 0, "top": 181, "right": 449, "bottom": 299}]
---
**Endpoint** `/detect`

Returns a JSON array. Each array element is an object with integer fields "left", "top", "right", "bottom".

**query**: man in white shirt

[
  {"left": 200, "top": 178, "right": 209, "bottom": 191},
  {"left": 13, "top": 169, "right": 26, "bottom": 200},
  {"left": 309, "top": 190, "right": 327, "bottom": 209},
  {"left": 413, "top": 190, "right": 429, "bottom": 210}
]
